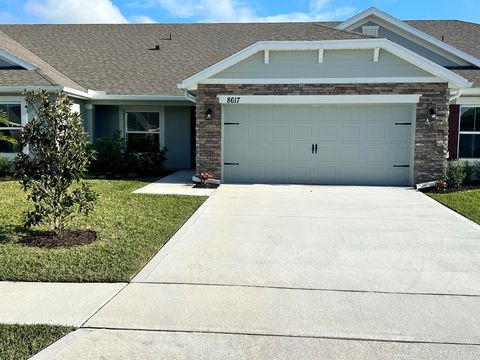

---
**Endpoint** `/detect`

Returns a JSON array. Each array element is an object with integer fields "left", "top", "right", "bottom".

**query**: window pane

[
  {"left": 0, "top": 129, "right": 22, "bottom": 153},
  {"left": 460, "top": 107, "right": 475, "bottom": 131},
  {"left": 127, "top": 133, "right": 159, "bottom": 152},
  {"left": 148, "top": 113, "right": 160, "bottom": 130},
  {"left": 126, "top": 113, "right": 138, "bottom": 131},
  {"left": 8, "top": 104, "right": 21, "bottom": 127},
  {"left": 476, "top": 109, "right": 480, "bottom": 132},
  {"left": 459, "top": 134, "right": 474, "bottom": 158},
  {"left": 474, "top": 135, "right": 480, "bottom": 158},
  {"left": 136, "top": 113, "right": 149, "bottom": 132}
]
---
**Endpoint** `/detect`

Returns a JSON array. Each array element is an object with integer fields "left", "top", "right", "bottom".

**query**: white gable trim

[
  {"left": 179, "top": 39, "right": 471, "bottom": 90},
  {"left": 0, "top": 49, "right": 36, "bottom": 70},
  {"left": 336, "top": 7, "right": 480, "bottom": 68},
  {"left": 205, "top": 77, "right": 443, "bottom": 85}
]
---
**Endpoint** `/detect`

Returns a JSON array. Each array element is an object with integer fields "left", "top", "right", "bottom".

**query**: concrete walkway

[
  {"left": 33, "top": 185, "right": 480, "bottom": 359},
  {"left": 0, "top": 282, "right": 126, "bottom": 326},
  {"left": 133, "top": 170, "right": 216, "bottom": 196}
]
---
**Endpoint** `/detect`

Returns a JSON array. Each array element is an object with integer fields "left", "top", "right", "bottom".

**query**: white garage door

[{"left": 223, "top": 104, "right": 414, "bottom": 186}]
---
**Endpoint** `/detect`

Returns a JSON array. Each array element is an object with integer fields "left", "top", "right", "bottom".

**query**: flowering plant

[{"left": 199, "top": 172, "right": 213, "bottom": 184}]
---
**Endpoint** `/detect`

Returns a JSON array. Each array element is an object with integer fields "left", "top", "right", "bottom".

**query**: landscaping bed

[
  {"left": 0, "top": 324, "right": 73, "bottom": 360},
  {"left": 0, "top": 179, "right": 206, "bottom": 282}
]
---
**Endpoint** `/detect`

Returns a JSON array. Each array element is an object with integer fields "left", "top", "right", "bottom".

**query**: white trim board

[
  {"left": 336, "top": 7, "right": 480, "bottom": 68},
  {"left": 178, "top": 39, "right": 470, "bottom": 90},
  {"left": 205, "top": 77, "right": 443, "bottom": 85},
  {"left": 0, "top": 49, "right": 36, "bottom": 70},
  {"left": 217, "top": 94, "right": 422, "bottom": 105}
]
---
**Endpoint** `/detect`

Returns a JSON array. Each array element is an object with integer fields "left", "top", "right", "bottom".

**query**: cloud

[
  {"left": 152, "top": 0, "right": 355, "bottom": 22},
  {"left": 155, "top": 0, "right": 254, "bottom": 22},
  {"left": 24, "top": 0, "right": 128, "bottom": 23},
  {"left": 130, "top": 14, "right": 155, "bottom": 23}
]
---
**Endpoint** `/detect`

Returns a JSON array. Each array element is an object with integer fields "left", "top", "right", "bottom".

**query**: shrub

[
  {"left": 16, "top": 90, "right": 98, "bottom": 235},
  {"left": 0, "top": 155, "right": 13, "bottom": 177},
  {"left": 92, "top": 131, "right": 126, "bottom": 175},
  {"left": 126, "top": 148, "right": 168, "bottom": 176},
  {"left": 444, "top": 160, "right": 467, "bottom": 188},
  {"left": 472, "top": 162, "right": 480, "bottom": 182}
]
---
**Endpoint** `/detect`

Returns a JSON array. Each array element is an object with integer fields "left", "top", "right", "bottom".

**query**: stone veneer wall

[{"left": 195, "top": 83, "right": 449, "bottom": 184}]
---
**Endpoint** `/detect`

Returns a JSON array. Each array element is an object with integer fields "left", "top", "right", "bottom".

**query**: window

[
  {"left": 459, "top": 107, "right": 480, "bottom": 159},
  {"left": 0, "top": 103, "right": 22, "bottom": 153},
  {"left": 125, "top": 112, "right": 161, "bottom": 152}
]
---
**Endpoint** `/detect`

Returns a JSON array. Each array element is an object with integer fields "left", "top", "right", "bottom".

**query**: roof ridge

[{"left": 263, "top": 22, "right": 371, "bottom": 41}]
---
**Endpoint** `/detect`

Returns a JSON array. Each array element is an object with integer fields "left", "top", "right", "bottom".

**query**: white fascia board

[
  {"left": 461, "top": 88, "right": 480, "bottom": 96},
  {"left": 0, "top": 85, "right": 194, "bottom": 103},
  {"left": 336, "top": 7, "right": 480, "bottom": 67},
  {"left": 205, "top": 77, "right": 442, "bottom": 85},
  {"left": 0, "top": 49, "right": 36, "bottom": 70},
  {"left": 218, "top": 94, "right": 422, "bottom": 105},
  {"left": 91, "top": 94, "right": 190, "bottom": 101},
  {"left": 454, "top": 97, "right": 480, "bottom": 105},
  {"left": 179, "top": 38, "right": 470, "bottom": 89}
]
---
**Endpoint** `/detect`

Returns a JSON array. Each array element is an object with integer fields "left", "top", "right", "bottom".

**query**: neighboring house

[{"left": 0, "top": 7, "right": 479, "bottom": 186}]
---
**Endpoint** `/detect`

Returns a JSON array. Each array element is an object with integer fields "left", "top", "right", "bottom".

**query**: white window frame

[
  {"left": 0, "top": 96, "right": 28, "bottom": 158},
  {"left": 458, "top": 105, "right": 480, "bottom": 161},
  {"left": 121, "top": 106, "right": 166, "bottom": 151}
]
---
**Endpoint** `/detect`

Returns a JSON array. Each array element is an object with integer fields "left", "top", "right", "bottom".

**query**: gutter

[
  {"left": 461, "top": 88, "right": 480, "bottom": 96},
  {"left": 0, "top": 86, "right": 196, "bottom": 103}
]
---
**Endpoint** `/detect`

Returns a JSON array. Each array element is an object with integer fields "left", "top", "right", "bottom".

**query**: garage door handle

[
  {"left": 312, "top": 144, "right": 314, "bottom": 154},
  {"left": 315, "top": 144, "right": 318, "bottom": 154}
]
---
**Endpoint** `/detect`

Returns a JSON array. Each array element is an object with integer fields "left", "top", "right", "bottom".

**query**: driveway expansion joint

[
  {"left": 132, "top": 281, "right": 480, "bottom": 298},
  {"left": 79, "top": 327, "right": 480, "bottom": 347}
]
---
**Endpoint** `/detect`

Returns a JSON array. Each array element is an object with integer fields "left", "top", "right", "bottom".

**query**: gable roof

[
  {"left": 335, "top": 7, "right": 480, "bottom": 68},
  {"left": 0, "top": 18, "right": 478, "bottom": 95},
  {"left": 180, "top": 38, "right": 470, "bottom": 90},
  {"left": 0, "top": 29, "right": 85, "bottom": 91}
]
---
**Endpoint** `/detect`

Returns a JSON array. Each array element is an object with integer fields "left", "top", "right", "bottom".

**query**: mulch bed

[
  {"left": 193, "top": 183, "right": 219, "bottom": 189},
  {"left": 18, "top": 230, "right": 97, "bottom": 249}
]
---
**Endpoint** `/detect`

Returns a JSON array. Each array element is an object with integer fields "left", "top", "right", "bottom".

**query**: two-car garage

[{"left": 222, "top": 96, "right": 416, "bottom": 186}]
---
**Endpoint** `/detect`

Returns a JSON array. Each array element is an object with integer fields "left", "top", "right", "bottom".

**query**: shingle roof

[
  {"left": 0, "top": 29, "right": 85, "bottom": 91},
  {"left": 0, "top": 23, "right": 371, "bottom": 95},
  {"left": 0, "top": 69, "right": 52, "bottom": 86},
  {"left": 0, "top": 20, "right": 478, "bottom": 94}
]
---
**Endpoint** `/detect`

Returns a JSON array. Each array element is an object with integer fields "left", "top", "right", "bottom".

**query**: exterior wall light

[
  {"left": 429, "top": 106, "right": 437, "bottom": 120},
  {"left": 206, "top": 106, "right": 214, "bottom": 120}
]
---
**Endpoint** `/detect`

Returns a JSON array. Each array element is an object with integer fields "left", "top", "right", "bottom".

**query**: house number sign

[{"left": 225, "top": 96, "right": 241, "bottom": 104}]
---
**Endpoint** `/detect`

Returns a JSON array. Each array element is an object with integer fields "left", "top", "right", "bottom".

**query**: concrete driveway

[{"left": 34, "top": 185, "right": 480, "bottom": 359}]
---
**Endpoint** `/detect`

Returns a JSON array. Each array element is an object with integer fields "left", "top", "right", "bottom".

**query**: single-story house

[{"left": 0, "top": 7, "right": 479, "bottom": 186}]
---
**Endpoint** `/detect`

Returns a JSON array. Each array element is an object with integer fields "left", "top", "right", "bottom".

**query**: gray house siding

[
  {"left": 92, "top": 104, "right": 192, "bottom": 169},
  {"left": 165, "top": 106, "right": 192, "bottom": 169},
  {"left": 211, "top": 49, "right": 432, "bottom": 80},
  {"left": 351, "top": 21, "right": 465, "bottom": 67},
  {"left": 94, "top": 105, "right": 120, "bottom": 139}
]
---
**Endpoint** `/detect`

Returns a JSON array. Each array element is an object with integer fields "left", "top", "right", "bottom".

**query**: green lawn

[
  {"left": 0, "top": 324, "right": 73, "bottom": 360},
  {"left": 428, "top": 189, "right": 480, "bottom": 225},
  {"left": 0, "top": 179, "right": 206, "bottom": 282}
]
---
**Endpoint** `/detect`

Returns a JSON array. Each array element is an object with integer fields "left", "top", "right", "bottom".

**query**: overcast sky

[{"left": 0, "top": 0, "right": 478, "bottom": 24}]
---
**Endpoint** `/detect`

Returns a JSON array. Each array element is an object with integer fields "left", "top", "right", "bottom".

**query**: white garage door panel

[{"left": 223, "top": 104, "right": 413, "bottom": 186}]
